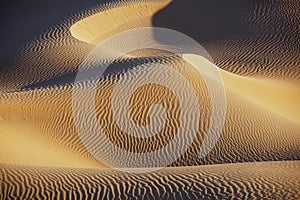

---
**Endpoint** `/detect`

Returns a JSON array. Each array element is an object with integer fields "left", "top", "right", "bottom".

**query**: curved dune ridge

[
  {"left": 151, "top": 0, "right": 300, "bottom": 79},
  {"left": 1, "top": 57, "right": 299, "bottom": 168},
  {"left": 0, "top": 0, "right": 170, "bottom": 92},
  {"left": 70, "top": 0, "right": 171, "bottom": 44},
  {"left": 1, "top": 161, "right": 300, "bottom": 199},
  {"left": 0, "top": 0, "right": 300, "bottom": 199}
]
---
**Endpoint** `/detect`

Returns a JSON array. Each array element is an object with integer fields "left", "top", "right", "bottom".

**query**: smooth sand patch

[
  {"left": 221, "top": 70, "right": 300, "bottom": 123},
  {"left": 0, "top": 122, "right": 103, "bottom": 168},
  {"left": 70, "top": 0, "right": 171, "bottom": 44}
]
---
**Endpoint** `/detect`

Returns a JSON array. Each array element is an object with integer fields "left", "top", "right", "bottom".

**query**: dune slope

[
  {"left": 1, "top": 161, "right": 299, "bottom": 199},
  {"left": 0, "top": 0, "right": 299, "bottom": 199}
]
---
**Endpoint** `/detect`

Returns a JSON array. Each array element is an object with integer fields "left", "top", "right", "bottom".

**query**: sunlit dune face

[
  {"left": 70, "top": 0, "right": 172, "bottom": 45},
  {"left": 0, "top": 122, "right": 103, "bottom": 168},
  {"left": 93, "top": 57, "right": 212, "bottom": 155},
  {"left": 220, "top": 72, "right": 300, "bottom": 123}
]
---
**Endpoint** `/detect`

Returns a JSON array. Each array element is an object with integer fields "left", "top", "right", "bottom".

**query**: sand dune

[
  {"left": 0, "top": 0, "right": 299, "bottom": 199},
  {"left": 221, "top": 70, "right": 300, "bottom": 123},
  {"left": 70, "top": 0, "right": 171, "bottom": 44},
  {"left": 0, "top": 122, "right": 103, "bottom": 168},
  {"left": 152, "top": 0, "right": 300, "bottom": 79},
  {"left": 1, "top": 0, "right": 170, "bottom": 91},
  {"left": 1, "top": 56, "right": 299, "bottom": 168},
  {"left": 1, "top": 161, "right": 299, "bottom": 199}
]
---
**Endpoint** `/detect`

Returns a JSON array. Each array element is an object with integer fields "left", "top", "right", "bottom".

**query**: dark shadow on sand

[
  {"left": 152, "top": 0, "right": 259, "bottom": 44},
  {"left": 21, "top": 56, "right": 169, "bottom": 90},
  {"left": 0, "top": 0, "right": 107, "bottom": 70}
]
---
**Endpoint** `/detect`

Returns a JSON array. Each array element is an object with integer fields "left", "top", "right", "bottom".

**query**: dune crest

[{"left": 70, "top": 0, "right": 171, "bottom": 44}]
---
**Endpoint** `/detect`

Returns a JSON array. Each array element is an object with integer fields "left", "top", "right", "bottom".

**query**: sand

[
  {"left": 1, "top": 161, "right": 300, "bottom": 199},
  {"left": 70, "top": 0, "right": 171, "bottom": 44},
  {"left": 0, "top": 0, "right": 299, "bottom": 199}
]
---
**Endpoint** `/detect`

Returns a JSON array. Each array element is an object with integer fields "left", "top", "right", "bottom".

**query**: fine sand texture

[
  {"left": 0, "top": 0, "right": 299, "bottom": 199},
  {"left": 1, "top": 161, "right": 300, "bottom": 199}
]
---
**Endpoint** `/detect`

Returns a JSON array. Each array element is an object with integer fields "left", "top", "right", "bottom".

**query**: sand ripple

[
  {"left": 1, "top": 161, "right": 299, "bottom": 199},
  {"left": 0, "top": 0, "right": 299, "bottom": 198},
  {"left": 1, "top": 56, "right": 299, "bottom": 168}
]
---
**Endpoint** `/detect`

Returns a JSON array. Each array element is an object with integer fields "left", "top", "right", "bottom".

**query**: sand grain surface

[{"left": 0, "top": 0, "right": 299, "bottom": 199}]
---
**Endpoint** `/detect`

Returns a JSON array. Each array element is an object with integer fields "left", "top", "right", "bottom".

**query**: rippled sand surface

[
  {"left": 2, "top": 161, "right": 299, "bottom": 199},
  {"left": 0, "top": 0, "right": 299, "bottom": 199}
]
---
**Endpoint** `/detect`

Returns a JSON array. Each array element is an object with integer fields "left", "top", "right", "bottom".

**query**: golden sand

[
  {"left": 0, "top": 0, "right": 299, "bottom": 198},
  {"left": 70, "top": 0, "right": 171, "bottom": 44},
  {"left": 1, "top": 161, "right": 299, "bottom": 199}
]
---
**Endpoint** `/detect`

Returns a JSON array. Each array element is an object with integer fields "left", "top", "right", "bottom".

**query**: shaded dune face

[
  {"left": 0, "top": 0, "right": 106, "bottom": 68},
  {"left": 0, "top": 0, "right": 171, "bottom": 92},
  {"left": 153, "top": 0, "right": 300, "bottom": 78},
  {"left": 1, "top": 161, "right": 300, "bottom": 199},
  {"left": 153, "top": 0, "right": 253, "bottom": 41}
]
